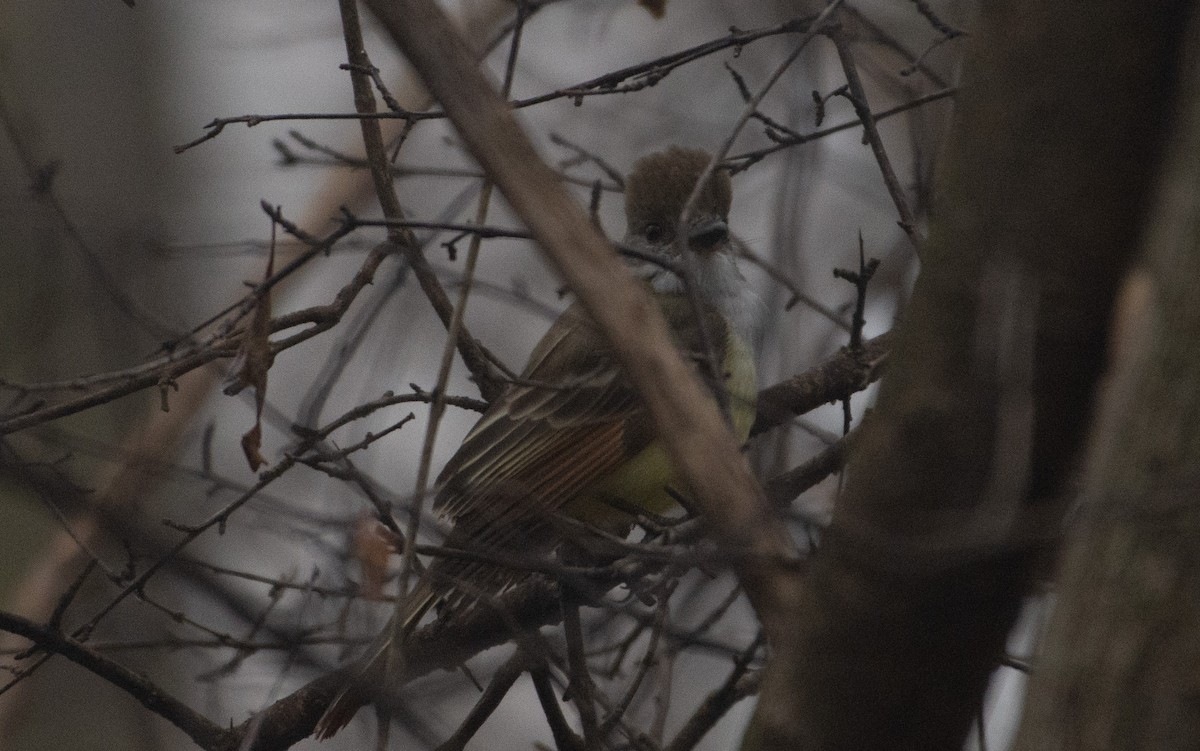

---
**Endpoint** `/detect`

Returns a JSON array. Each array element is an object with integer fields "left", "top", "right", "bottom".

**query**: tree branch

[
  {"left": 745, "top": 0, "right": 1195, "bottom": 748},
  {"left": 369, "top": 0, "right": 803, "bottom": 646},
  {"left": 0, "top": 610, "right": 231, "bottom": 750}
]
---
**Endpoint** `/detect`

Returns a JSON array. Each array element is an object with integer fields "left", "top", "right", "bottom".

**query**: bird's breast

[{"left": 563, "top": 322, "right": 758, "bottom": 536}]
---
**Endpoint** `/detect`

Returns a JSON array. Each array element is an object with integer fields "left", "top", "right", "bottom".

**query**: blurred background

[{"left": 0, "top": 2, "right": 1020, "bottom": 749}]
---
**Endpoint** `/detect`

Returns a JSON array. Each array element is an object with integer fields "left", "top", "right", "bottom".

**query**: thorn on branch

[
  {"left": 833, "top": 234, "right": 880, "bottom": 434},
  {"left": 831, "top": 234, "right": 879, "bottom": 352},
  {"left": 157, "top": 375, "right": 179, "bottom": 412}
]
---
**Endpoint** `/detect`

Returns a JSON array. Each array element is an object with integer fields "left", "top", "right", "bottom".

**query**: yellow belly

[{"left": 562, "top": 326, "right": 757, "bottom": 534}]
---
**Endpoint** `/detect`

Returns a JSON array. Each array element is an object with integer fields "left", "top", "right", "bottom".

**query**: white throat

[{"left": 647, "top": 250, "right": 765, "bottom": 356}]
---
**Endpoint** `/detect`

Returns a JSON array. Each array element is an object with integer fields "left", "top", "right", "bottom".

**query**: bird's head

[{"left": 622, "top": 147, "right": 742, "bottom": 298}]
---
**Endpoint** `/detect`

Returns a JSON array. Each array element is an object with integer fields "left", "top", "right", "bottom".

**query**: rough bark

[
  {"left": 1013, "top": 18, "right": 1200, "bottom": 750},
  {"left": 744, "top": 1, "right": 1195, "bottom": 749}
]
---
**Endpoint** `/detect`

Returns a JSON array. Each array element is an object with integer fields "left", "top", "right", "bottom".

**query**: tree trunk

[
  {"left": 1013, "top": 15, "right": 1200, "bottom": 750},
  {"left": 745, "top": 1, "right": 1195, "bottom": 748}
]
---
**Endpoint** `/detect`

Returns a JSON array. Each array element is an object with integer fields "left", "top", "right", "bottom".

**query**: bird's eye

[{"left": 644, "top": 223, "right": 664, "bottom": 244}]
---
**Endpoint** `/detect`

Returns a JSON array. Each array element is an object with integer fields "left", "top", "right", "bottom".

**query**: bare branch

[
  {"left": 369, "top": 0, "right": 803, "bottom": 648},
  {"left": 0, "top": 610, "right": 231, "bottom": 750}
]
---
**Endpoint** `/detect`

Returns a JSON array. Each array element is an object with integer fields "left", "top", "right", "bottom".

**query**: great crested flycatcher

[{"left": 315, "top": 146, "right": 761, "bottom": 738}]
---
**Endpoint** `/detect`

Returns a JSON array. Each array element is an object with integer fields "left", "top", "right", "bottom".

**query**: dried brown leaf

[
  {"left": 230, "top": 219, "right": 277, "bottom": 471},
  {"left": 353, "top": 517, "right": 400, "bottom": 600}
]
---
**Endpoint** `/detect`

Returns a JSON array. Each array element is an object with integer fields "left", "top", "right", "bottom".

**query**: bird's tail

[{"left": 312, "top": 579, "right": 440, "bottom": 740}]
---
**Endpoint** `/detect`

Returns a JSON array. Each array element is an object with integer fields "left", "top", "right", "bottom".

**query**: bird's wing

[
  {"left": 433, "top": 296, "right": 728, "bottom": 546},
  {"left": 434, "top": 302, "right": 645, "bottom": 525}
]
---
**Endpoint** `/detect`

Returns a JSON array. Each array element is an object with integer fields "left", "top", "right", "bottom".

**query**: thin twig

[
  {"left": 830, "top": 26, "right": 923, "bottom": 246},
  {"left": 832, "top": 235, "right": 880, "bottom": 432},
  {"left": 0, "top": 610, "right": 231, "bottom": 750},
  {"left": 174, "top": 15, "right": 824, "bottom": 155},
  {"left": 907, "top": 0, "right": 965, "bottom": 38},
  {"left": 602, "top": 579, "right": 673, "bottom": 734},
  {"left": 397, "top": 0, "right": 529, "bottom": 700},
  {"left": 675, "top": 0, "right": 845, "bottom": 422},
  {"left": 561, "top": 599, "right": 603, "bottom": 750},
  {"left": 0, "top": 93, "right": 177, "bottom": 338},
  {"left": 530, "top": 660, "right": 586, "bottom": 751},
  {"left": 731, "top": 236, "right": 849, "bottom": 329},
  {"left": 665, "top": 634, "right": 763, "bottom": 751},
  {"left": 337, "top": 0, "right": 500, "bottom": 404},
  {"left": 373, "top": 0, "right": 805, "bottom": 649},
  {"left": 434, "top": 650, "right": 531, "bottom": 751},
  {"left": 726, "top": 86, "right": 956, "bottom": 173}
]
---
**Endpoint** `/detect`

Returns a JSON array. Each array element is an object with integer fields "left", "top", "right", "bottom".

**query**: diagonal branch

[
  {"left": 0, "top": 610, "right": 232, "bottom": 750},
  {"left": 337, "top": 0, "right": 500, "bottom": 403},
  {"left": 369, "top": 0, "right": 802, "bottom": 647}
]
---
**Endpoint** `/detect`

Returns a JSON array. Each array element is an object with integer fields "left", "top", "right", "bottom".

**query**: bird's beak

[{"left": 687, "top": 218, "right": 729, "bottom": 254}]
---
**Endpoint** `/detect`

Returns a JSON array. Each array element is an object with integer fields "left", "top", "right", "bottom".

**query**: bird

[{"left": 314, "top": 146, "right": 761, "bottom": 739}]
